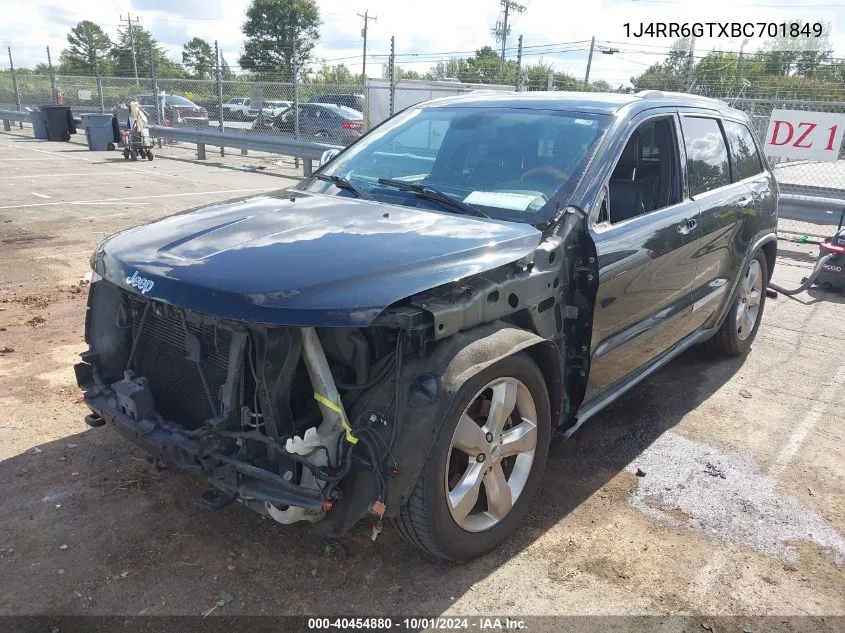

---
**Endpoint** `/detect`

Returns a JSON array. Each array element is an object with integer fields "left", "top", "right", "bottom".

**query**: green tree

[
  {"left": 112, "top": 24, "right": 183, "bottom": 78},
  {"left": 239, "top": 0, "right": 321, "bottom": 79},
  {"left": 62, "top": 21, "right": 112, "bottom": 74},
  {"left": 182, "top": 37, "right": 214, "bottom": 79},
  {"left": 397, "top": 67, "right": 422, "bottom": 80},
  {"left": 631, "top": 38, "right": 692, "bottom": 91},
  {"left": 466, "top": 46, "right": 502, "bottom": 83},
  {"left": 311, "top": 63, "right": 357, "bottom": 84},
  {"left": 425, "top": 57, "right": 470, "bottom": 81}
]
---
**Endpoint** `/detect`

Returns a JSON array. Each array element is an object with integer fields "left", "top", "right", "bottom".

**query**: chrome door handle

[
  {"left": 737, "top": 196, "right": 752, "bottom": 206},
  {"left": 687, "top": 218, "right": 697, "bottom": 230}
]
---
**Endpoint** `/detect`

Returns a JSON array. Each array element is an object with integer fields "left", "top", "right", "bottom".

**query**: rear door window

[
  {"left": 681, "top": 116, "right": 731, "bottom": 196},
  {"left": 722, "top": 120, "right": 764, "bottom": 182}
]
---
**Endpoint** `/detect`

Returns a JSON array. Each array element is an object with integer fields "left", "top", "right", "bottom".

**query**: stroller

[{"left": 121, "top": 102, "right": 155, "bottom": 161}]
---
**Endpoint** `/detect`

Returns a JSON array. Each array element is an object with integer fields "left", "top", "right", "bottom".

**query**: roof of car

[{"left": 420, "top": 90, "right": 746, "bottom": 117}]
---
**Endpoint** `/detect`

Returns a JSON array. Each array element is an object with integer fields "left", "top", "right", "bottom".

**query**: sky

[{"left": 2, "top": 0, "right": 844, "bottom": 86}]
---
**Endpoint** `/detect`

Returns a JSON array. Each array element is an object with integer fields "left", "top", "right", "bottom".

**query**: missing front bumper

[{"left": 79, "top": 378, "right": 326, "bottom": 513}]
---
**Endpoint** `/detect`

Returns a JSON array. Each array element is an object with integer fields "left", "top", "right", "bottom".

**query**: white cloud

[{"left": 2, "top": 0, "right": 842, "bottom": 87}]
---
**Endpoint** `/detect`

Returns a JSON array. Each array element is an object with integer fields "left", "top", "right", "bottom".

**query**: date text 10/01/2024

[
  {"left": 624, "top": 22, "right": 824, "bottom": 38},
  {"left": 307, "top": 618, "right": 527, "bottom": 630}
]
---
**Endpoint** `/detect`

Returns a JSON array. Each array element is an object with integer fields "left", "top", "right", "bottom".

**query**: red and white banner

[{"left": 764, "top": 109, "right": 845, "bottom": 162}]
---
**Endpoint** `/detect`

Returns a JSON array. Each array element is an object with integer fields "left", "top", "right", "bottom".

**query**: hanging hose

[{"left": 768, "top": 253, "right": 835, "bottom": 296}]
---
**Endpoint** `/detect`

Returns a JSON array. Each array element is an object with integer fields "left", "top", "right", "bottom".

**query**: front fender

[{"left": 313, "top": 322, "right": 561, "bottom": 537}]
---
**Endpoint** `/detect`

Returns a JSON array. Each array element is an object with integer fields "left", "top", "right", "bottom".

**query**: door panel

[
  {"left": 685, "top": 183, "right": 753, "bottom": 331},
  {"left": 684, "top": 117, "right": 778, "bottom": 332},
  {"left": 587, "top": 198, "right": 700, "bottom": 398}
]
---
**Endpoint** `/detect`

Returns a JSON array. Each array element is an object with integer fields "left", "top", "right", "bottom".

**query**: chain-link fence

[
  {"left": 4, "top": 54, "right": 844, "bottom": 245},
  {"left": 722, "top": 96, "right": 845, "bottom": 243}
]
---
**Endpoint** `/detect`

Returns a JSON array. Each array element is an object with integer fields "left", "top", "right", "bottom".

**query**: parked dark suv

[{"left": 76, "top": 91, "right": 777, "bottom": 560}]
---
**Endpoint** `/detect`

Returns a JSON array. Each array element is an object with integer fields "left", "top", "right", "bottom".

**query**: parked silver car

[{"left": 251, "top": 103, "right": 364, "bottom": 144}]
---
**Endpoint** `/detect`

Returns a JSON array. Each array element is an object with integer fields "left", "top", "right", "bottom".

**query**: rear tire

[
  {"left": 394, "top": 353, "right": 550, "bottom": 560},
  {"left": 709, "top": 249, "right": 768, "bottom": 356}
]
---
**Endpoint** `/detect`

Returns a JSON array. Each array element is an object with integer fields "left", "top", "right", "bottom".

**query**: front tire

[
  {"left": 710, "top": 249, "right": 768, "bottom": 356},
  {"left": 395, "top": 353, "right": 550, "bottom": 560}
]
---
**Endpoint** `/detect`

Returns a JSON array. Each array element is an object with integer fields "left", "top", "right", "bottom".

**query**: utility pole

[
  {"left": 516, "top": 34, "right": 524, "bottom": 91},
  {"left": 685, "top": 36, "right": 696, "bottom": 92},
  {"left": 584, "top": 36, "right": 596, "bottom": 87},
  {"left": 492, "top": 0, "right": 526, "bottom": 76},
  {"left": 357, "top": 10, "right": 377, "bottom": 80},
  {"left": 120, "top": 14, "right": 141, "bottom": 87}
]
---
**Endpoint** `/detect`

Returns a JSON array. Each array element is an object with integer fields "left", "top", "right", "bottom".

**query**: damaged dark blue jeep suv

[{"left": 76, "top": 91, "right": 778, "bottom": 560}]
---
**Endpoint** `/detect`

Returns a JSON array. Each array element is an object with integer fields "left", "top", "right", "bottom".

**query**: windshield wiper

[
  {"left": 377, "top": 178, "right": 489, "bottom": 219},
  {"left": 316, "top": 174, "right": 374, "bottom": 200}
]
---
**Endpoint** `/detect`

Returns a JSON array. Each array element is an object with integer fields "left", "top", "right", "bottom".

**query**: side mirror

[{"left": 320, "top": 149, "right": 340, "bottom": 166}]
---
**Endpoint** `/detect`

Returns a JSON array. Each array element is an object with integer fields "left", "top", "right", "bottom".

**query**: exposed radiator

[{"left": 128, "top": 296, "right": 234, "bottom": 429}]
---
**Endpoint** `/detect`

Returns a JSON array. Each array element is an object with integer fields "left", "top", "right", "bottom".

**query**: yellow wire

[{"left": 313, "top": 392, "right": 359, "bottom": 445}]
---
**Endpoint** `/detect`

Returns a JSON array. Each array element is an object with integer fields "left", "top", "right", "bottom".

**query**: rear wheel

[
  {"left": 710, "top": 250, "right": 768, "bottom": 356},
  {"left": 123, "top": 148, "right": 130, "bottom": 160},
  {"left": 394, "top": 353, "right": 550, "bottom": 560}
]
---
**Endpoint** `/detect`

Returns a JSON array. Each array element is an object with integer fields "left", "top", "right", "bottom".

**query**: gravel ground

[{"left": 0, "top": 129, "right": 843, "bottom": 624}]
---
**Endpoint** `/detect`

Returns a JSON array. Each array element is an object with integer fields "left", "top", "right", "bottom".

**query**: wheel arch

[{"left": 313, "top": 321, "right": 562, "bottom": 537}]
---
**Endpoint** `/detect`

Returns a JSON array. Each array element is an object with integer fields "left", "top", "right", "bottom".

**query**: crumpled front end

[{"left": 75, "top": 279, "right": 394, "bottom": 525}]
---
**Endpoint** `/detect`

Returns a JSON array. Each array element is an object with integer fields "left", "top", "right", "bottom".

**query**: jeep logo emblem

[{"left": 126, "top": 271, "right": 155, "bottom": 294}]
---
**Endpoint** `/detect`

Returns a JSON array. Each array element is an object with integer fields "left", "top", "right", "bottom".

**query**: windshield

[{"left": 304, "top": 105, "right": 610, "bottom": 223}]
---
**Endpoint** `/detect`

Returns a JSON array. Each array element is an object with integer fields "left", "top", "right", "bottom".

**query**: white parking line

[
  {"left": 0, "top": 173, "right": 125, "bottom": 180},
  {"left": 0, "top": 188, "right": 274, "bottom": 210},
  {"left": 3, "top": 143, "right": 90, "bottom": 161},
  {"left": 769, "top": 362, "right": 845, "bottom": 476}
]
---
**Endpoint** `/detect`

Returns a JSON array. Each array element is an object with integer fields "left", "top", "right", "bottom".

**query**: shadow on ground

[{"left": 0, "top": 346, "right": 747, "bottom": 616}]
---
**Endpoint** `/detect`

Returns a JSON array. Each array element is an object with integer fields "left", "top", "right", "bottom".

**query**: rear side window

[
  {"left": 723, "top": 120, "right": 764, "bottom": 181},
  {"left": 681, "top": 117, "right": 731, "bottom": 196}
]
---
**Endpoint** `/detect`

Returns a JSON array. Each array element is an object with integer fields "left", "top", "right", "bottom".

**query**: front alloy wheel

[
  {"left": 445, "top": 378, "right": 538, "bottom": 532},
  {"left": 395, "top": 353, "right": 550, "bottom": 560}
]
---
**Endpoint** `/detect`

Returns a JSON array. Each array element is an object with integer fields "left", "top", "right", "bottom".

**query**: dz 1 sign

[{"left": 764, "top": 109, "right": 845, "bottom": 162}]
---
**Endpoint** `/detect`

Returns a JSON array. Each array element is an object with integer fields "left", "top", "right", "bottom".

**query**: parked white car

[
  {"left": 250, "top": 100, "right": 291, "bottom": 118},
  {"left": 221, "top": 98, "right": 255, "bottom": 120}
]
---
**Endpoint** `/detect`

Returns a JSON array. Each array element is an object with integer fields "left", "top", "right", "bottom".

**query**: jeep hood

[{"left": 92, "top": 191, "right": 543, "bottom": 326}]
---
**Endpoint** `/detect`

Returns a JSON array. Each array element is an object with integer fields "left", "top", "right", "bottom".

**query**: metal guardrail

[
  {"left": 0, "top": 108, "right": 29, "bottom": 131},
  {"left": 148, "top": 125, "right": 342, "bottom": 176},
  {"left": 779, "top": 194, "right": 844, "bottom": 226}
]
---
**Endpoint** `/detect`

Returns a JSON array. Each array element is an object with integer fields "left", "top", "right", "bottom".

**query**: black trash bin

[{"left": 40, "top": 105, "right": 77, "bottom": 142}]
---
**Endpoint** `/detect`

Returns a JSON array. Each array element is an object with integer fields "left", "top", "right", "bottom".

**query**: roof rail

[{"left": 636, "top": 90, "right": 665, "bottom": 99}]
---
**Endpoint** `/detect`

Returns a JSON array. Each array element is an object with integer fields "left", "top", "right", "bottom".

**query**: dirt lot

[{"left": 1, "top": 129, "right": 844, "bottom": 622}]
